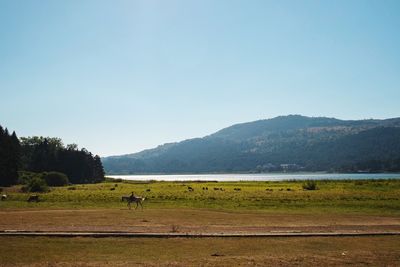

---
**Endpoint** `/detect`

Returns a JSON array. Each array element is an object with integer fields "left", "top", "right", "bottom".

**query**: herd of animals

[
  {"left": 0, "top": 193, "right": 145, "bottom": 209},
  {"left": 1, "top": 194, "right": 40, "bottom": 202},
  {"left": 0, "top": 185, "right": 250, "bottom": 209}
]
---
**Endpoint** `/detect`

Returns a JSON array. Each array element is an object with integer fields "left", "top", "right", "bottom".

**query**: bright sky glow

[{"left": 1, "top": 0, "right": 400, "bottom": 156}]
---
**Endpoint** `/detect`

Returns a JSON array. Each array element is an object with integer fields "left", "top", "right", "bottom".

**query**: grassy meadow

[
  {"left": 1, "top": 178, "right": 400, "bottom": 214},
  {"left": 1, "top": 179, "right": 400, "bottom": 266}
]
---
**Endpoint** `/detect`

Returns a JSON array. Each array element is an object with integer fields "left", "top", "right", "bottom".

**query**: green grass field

[
  {"left": 1, "top": 179, "right": 400, "bottom": 214},
  {"left": 1, "top": 179, "right": 400, "bottom": 266}
]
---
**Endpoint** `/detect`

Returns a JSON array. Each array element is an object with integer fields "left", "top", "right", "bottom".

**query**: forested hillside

[{"left": 102, "top": 115, "right": 400, "bottom": 174}]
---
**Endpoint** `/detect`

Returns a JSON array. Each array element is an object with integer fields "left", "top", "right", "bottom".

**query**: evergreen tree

[
  {"left": 93, "top": 155, "right": 105, "bottom": 183},
  {"left": 0, "top": 126, "right": 20, "bottom": 186},
  {"left": 9, "top": 131, "right": 20, "bottom": 185},
  {"left": 0, "top": 126, "right": 6, "bottom": 185}
]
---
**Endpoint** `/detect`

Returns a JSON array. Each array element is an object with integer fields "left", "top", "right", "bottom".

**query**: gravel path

[{"left": 2, "top": 230, "right": 400, "bottom": 238}]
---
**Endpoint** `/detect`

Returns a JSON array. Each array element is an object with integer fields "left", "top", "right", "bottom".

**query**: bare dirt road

[{"left": 1, "top": 208, "right": 399, "bottom": 235}]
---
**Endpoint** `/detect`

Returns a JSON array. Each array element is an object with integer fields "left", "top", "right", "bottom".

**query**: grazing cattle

[
  {"left": 214, "top": 187, "right": 219, "bottom": 191},
  {"left": 1, "top": 194, "right": 7, "bottom": 201},
  {"left": 234, "top": 188, "right": 241, "bottom": 191},
  {"left": 187, "top": 186, "right": 194, "bottom": 192},
  {"left": 146, "top": 189, "right": 151, "bottom": 192},
  {"left": 27, "top": 195, "right": 39, "bottom": 202}
]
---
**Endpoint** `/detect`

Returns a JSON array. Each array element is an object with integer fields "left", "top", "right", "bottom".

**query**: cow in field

[{"left": 27, "top": 195, "right": 39, "bottom": 202}]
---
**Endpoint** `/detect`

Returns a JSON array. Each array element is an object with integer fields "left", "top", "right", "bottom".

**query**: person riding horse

[{"left": 126, "top": 192, "right": 145, "bottom": 210}]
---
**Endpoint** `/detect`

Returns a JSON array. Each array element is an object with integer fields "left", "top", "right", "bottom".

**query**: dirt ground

[
  {"left": 1, "top": 208, "right": 399, "bottom": 234},
  {"left": 1, "top": 208, "right": 399, "bottom": 266}
]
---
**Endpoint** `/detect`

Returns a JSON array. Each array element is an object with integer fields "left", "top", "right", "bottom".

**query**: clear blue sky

[{"left": 1, "top": 0, "right": 399, "bottom": 156}]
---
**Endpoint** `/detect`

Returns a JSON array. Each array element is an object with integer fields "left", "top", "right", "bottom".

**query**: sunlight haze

[{"left": 1, "top": 0, "right": 399, "bottom": 156}]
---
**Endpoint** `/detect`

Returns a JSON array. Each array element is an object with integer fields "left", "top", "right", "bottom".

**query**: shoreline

[{"left": 106, "top": 172, "right": 400, "bottom": 182}]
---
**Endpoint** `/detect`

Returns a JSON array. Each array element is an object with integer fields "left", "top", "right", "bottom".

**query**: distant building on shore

[{"left": 280, "top": 164, "right": 301, "bottom": 172}]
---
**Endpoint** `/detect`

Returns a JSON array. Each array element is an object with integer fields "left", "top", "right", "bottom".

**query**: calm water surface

[{"left": 109, "top": 173, "right": 400, "bottom": 182}]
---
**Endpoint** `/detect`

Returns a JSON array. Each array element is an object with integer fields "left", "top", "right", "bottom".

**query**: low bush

[
  {"left": 302, "top": 180, "right": 317, "bottom": 190},
  {"left": 105, "top": 177, "right": 123, "bottom": 183},
  {"left": 354, "top": 180, "right": 365, "bottom": 186},
  {"left": 43, "top": 172, "right": 69, "bottom": 186},
  {"left": 27, "top": 177, "right": 49, "bottom": 192},
  {"left": 18, "top": 171, "right": 40, "bottom": 184}
]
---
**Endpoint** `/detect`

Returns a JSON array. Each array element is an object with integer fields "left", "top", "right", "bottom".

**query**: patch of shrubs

[
  {"left": 302, "top": 180, "right": 318, "bottom": 190},
  {"left": 354, "top": 180, "right": 365, "bottom": 186},
  {"left": 43, "top": 172, "right": 69, "bottom": 186},
  {"left": 22, "top": 177, "right": 49, "bottom": 193},
  {"left": 19, "top": 171, "right": 70, "bottom": 193},
  {"left": 18, "top": 171, "right": 39, "bottom": 185}
]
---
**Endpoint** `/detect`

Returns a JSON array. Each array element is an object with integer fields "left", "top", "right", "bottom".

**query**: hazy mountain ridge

[{"left": 102, "top": 115, "right": 400, "bottom": 174}]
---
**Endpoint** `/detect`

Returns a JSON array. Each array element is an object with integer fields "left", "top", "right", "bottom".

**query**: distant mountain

[{"left": 102, "top": 115, "right": 400, "bottom": 174}]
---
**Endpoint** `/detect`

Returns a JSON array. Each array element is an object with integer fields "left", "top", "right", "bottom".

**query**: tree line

[{"left": 0, "top": 124, "right": 104, "bottom": 186}]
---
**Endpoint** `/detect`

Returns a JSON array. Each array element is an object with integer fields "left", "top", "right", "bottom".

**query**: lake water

[{"left": 108, "top": 173, "right": 400, "bottom": 182}]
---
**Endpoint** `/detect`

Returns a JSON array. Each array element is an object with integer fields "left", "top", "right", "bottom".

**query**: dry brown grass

[{"left": 0, "top": 236, "right": 399, "bottom": 266}]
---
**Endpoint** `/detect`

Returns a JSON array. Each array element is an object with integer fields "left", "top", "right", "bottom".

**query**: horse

[
  {"left": 126, "top": 195, "right": 145, "bottom": 210},
  {"left": 121, "top": 195, "right": 130, "bottom": 202}
]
